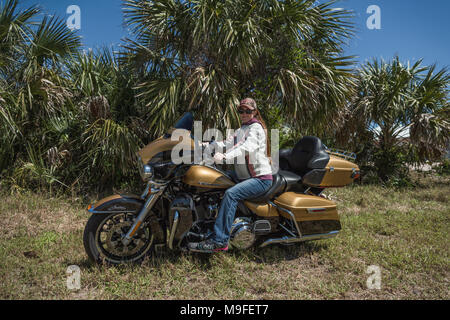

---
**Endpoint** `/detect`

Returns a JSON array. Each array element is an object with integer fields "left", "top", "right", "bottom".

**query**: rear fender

[{"left": 87, "top": 194, "right": 144, "bottom": 214}]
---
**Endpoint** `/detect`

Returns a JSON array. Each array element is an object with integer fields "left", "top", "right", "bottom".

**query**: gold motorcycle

[{"left": 83, "top": 112, "right": 360, "bottom": 264}]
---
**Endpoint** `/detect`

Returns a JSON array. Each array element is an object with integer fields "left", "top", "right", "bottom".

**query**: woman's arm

[
  {"left": 209, "top": 129, "right": 236, "bottom": 152},
  {"left": 223, "top": 124, "right": 264, "bottom": 160}
]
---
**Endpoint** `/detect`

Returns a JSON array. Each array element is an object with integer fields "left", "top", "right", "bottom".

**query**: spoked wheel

[{"left": 83, "top": 212, "right": 154, "bottom": 265}]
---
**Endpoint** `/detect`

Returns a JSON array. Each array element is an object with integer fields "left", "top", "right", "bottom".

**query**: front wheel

[{"left": 83, "top": 212, "right": 154, "bottom": 265}]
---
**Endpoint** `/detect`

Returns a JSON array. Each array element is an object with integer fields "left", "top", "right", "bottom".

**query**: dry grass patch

[{"left": 0, "top": 174, "right": 449, "bottom": 300}]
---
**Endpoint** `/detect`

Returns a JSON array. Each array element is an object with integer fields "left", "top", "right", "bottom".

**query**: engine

[
  {"left": 170, "top": 192, "right": 278, "bottom": 250},
  {"left": 194, "top": 193, "right": 221, "bottom": 221}
]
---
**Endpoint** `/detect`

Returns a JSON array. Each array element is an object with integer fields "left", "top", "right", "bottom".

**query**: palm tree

[
  {"left": 337, "top": 56, "right": 449, "bottom": 182},
  {"left": 0, "top": 0, "right": 38, "bottom": 73},
  {"left": 121, "top": 0, "right": 356, "bottom": 136},
  {"left": 1, "top": 1, "right": 81, "bottom": 127},
  {"left": 65, "top": 48, "right": 145, "bottom": 187},
  {"left": 0, "top": 0, "right": 38, "bottom": 170},
  {"left": 0, "top": 0, "right": 81, "bottom": 188}
]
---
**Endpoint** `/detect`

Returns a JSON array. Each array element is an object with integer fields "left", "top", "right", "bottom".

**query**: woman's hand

[{"left": 213, "top": 152, "right": 226, "bottom": 163}]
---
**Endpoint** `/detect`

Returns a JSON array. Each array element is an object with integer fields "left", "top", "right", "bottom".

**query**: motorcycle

[{"left": 83, "top": 112, "right": 360, "bottom": 264}]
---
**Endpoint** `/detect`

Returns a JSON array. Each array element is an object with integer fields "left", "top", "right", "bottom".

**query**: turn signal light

[{"left": 351, "top": 169, "right": 361, "bottom": 180}]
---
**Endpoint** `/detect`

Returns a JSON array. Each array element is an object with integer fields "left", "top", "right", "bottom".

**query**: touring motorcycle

[{"left": 83, "top": 112, "right": 360, "bottom": 264}]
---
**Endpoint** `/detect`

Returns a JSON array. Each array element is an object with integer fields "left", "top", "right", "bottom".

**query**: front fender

[
  {"left": 87, "top": 194, "right": 144, "bottom": 214},
  {"left": 87, "top": 194, "right": 167, "bottom": 245}
]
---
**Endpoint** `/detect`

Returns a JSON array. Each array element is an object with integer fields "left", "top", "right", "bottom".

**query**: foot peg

[{"left": 186, "top": 231, "right": 210, "bottom": 241}]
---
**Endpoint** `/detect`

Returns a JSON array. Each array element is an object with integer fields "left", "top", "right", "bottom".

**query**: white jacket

[{"left": 208, "top": 120, "right": 273, "bottom": 180}]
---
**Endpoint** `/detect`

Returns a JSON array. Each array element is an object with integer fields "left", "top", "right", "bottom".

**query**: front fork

[{"left": 121, "top": 182, "right": 166, "bottom": 246}]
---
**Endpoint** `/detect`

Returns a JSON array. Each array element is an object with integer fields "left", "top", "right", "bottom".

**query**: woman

[{"left": 188, "top": 98, "right": 273, "bottom": 253}]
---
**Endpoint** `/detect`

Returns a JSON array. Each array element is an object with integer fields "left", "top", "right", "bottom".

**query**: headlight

[
  {"left": 141, "top": 165, "right": 153, "bottom": 181},
  {"left": 138, "top": 156, "right": 153, "bottom": 181}
]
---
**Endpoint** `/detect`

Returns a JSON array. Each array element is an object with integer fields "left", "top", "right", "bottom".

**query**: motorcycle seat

[
  {"left": 279, "top": 136, "right": 330, "bottom": 176},
  {"left": 246, "top": 173, "right": 286, "bottom": 203},
  {"left": 279, "top": 170, "right": 302, "bottom": 187},
  {"left": 246, "top": 170, "right": 301, "bottom": 203}
]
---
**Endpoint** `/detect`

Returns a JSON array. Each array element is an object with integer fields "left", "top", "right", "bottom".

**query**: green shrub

[{"left": 434, "top": 159, "right": 450, "bottom": 176}]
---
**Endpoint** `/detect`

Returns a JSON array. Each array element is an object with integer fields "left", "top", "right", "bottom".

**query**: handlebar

[{"left": 198, "top": 142, "right": 223, "bottom": 167}]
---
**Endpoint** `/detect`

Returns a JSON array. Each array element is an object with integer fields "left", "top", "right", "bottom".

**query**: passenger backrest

[{"left": 288, "top": 136, "right": 330, "bottom": 176}]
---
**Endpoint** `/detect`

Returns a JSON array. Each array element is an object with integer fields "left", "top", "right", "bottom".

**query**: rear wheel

[{"left": 83, "top": 212, "right": 154, "bottom": 265}]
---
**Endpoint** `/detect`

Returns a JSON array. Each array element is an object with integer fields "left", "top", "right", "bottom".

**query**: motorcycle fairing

[
  {"left": 138, "top": 129, "right": 194, "bottom": 164},
  {"left": 138, "top": 112, "right": 196, "bottom": 165}
]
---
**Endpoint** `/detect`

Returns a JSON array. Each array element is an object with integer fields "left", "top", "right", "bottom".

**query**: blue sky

[
  {"left": 19, "top": 0, "right": 450, "bottom": 69},
  {"left": 340, "top": 0, "right": 450, "bottom": 68}
]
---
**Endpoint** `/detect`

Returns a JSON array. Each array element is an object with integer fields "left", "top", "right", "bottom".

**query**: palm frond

[
  {"left": 122, "top": 0, "right": 356, "bottom": 135},
  {"left": 28, "top": 15, "right": 81, "bottom": 66},
  {"left": 82, "top": 119, "right": 142, "bottom": 179},
  {"left": 0, "top": 0, "right": 39, "bottom": 73}
]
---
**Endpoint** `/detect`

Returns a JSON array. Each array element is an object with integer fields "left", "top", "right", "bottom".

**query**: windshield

[{"left": 173, "top": 112, "right": 194, "bottom": 131}]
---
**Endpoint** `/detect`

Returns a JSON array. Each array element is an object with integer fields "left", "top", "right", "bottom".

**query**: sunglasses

[{"left": 238, "top": 108, "right": 255, "bottom": 114}]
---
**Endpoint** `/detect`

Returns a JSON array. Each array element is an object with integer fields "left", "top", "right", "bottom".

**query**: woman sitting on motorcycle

[{"left": 188, "top": 98, "right": 273, "bottom": 253}]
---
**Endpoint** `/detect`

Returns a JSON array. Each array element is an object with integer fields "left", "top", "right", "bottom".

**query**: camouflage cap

[{"left": 239, "top": 98, "right": 257, "bottom": 110}]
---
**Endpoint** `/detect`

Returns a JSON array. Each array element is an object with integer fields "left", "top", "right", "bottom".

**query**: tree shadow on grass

[
  {"left": 68, "top": 240, "right": 328, "bottom": 272},
  {"left": 64, "top": 248, "right": 210, "bottom": 271},
  {"left": 161, "top": 241, "right": 327, "bottom": 269},
  {"left": 241, "top": 241, "right": 328, "bottom": 265}
]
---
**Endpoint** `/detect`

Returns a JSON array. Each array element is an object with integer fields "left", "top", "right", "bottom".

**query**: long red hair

[{"left": 239, "top": 98, "right": 271, "bottom": 158}]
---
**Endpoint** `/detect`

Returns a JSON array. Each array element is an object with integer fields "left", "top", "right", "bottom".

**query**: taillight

[{"left": 351, "top": 169, "right": 360, "bottom": 179}]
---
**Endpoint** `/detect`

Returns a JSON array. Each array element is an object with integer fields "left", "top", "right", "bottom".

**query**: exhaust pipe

[
  {"left": 168, "top": 211, "right": 179, "bottom": 250},
  {"left": 259, "top": 230, "right": 339, "bottom": 248}
]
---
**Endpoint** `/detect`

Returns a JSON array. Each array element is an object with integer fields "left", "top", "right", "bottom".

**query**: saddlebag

[{"left": 273, "top": 192, "right": 341, "bottom": 235}]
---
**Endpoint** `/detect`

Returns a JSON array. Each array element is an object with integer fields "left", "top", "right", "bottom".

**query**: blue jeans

[{"left": 211, "top": 177, "right": 272, "bottom": 245}]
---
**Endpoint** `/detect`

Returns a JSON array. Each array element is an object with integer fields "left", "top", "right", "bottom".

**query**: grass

[{"left": 0, "top": 173, "right": 448, "bottom": 300}]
